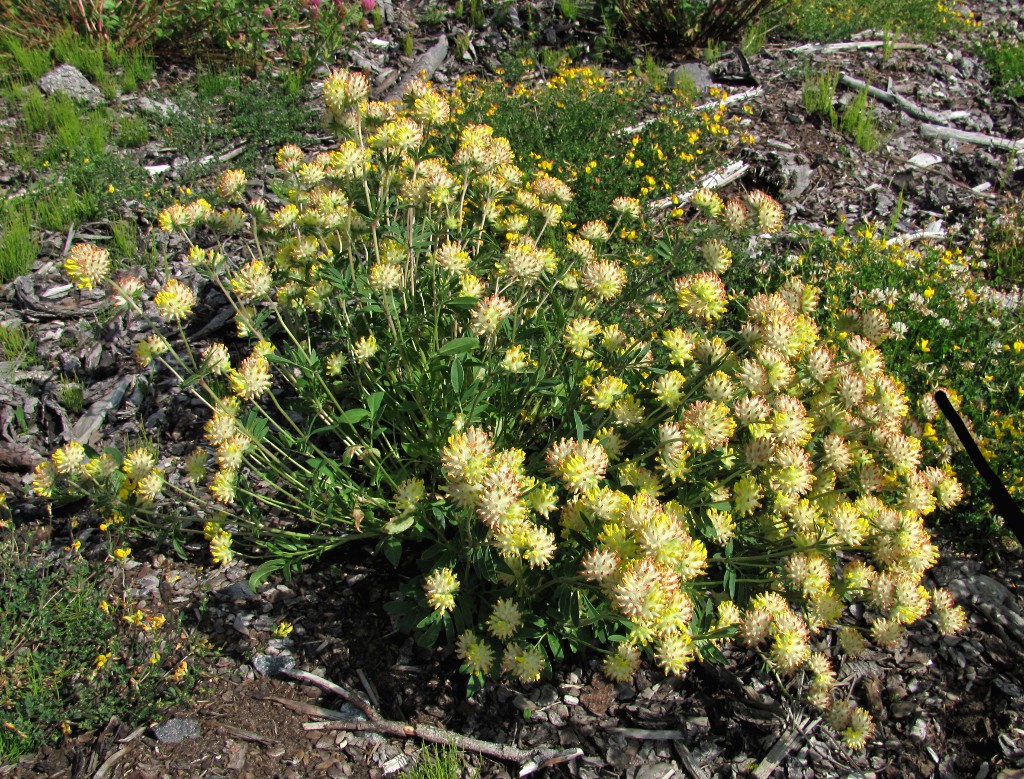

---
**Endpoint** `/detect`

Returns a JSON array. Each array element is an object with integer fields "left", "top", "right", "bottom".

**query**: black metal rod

[{"left": 935, "top": 389, "right": 1024, "bottom": 544}]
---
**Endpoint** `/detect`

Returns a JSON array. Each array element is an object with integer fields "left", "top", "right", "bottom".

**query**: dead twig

[
  {"left": 217, "top": 723, "right": 279, "bottom": 746},
  {"left": 839, "top": 74, "right": 954, "bottom": 125},
  {"left": 279, "top": 667, "right": 377, "bottom": 720},
  {"left": 272, "top": 665, "right": 585, "bottom": 775},
  {"left": 92, "top": 746, "right": 130, "bottom": 779},
  {"left": 647, "top": 160, "right": 750, "bottom": 213},
  {"left": 673, "top": 741, "right": 711, "bottom": 779},
  {"left": 752, "top": 716, "right": 821, "bottom": 779},
  {"left": 264, "top": 694, "right": 360, "bottom": 722}
]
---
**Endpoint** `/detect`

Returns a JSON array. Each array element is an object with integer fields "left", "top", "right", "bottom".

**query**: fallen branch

[
  {"left": 304, "top": 719, "right": 581, "bottom": 777},
  {"left": 265, "top": 694, "right": 360, "bottom": 722},
  {"left": 886, "top": 227, "right": 947, "bottom": 246},
  {"left": 647, "top": 160, "right": 749, "bottom": 213},
  {"left": 787, "top": 40, "right": 927, "bottom": 54},
  {"left": 920, "top": 122, "right": 1024, "bottom": 152},
  {"left": 839, "top": 74, "right": 953, "bottom": 125}
]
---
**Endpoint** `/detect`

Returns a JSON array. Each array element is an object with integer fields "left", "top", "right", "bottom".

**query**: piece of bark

[
  {"left": 70, "top": 377, "right": 132, "bottom": 446},
  {"left": 382, "top": 36, "right": 448, "bottom": 102},
  {"left": 608, "top": 727, "right": 686, "bottom": 741}
]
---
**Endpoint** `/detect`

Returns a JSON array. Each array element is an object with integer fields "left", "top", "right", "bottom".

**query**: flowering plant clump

[
  {"left": 775, "top": 224, "right": 1024, "bottom": 532},
  {"left": 42, "top": 70, "right": 966, "bottom": 749}
]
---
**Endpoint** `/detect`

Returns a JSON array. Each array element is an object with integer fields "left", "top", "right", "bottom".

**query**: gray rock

[
  {"left": 217, "top": 580, "right": 257, "bottom": 601},
  {"left": 135, "top": 96, "right": 180, "bottom": 118},
  {"left": 38, "top": 65, "right": 104, "bottom": 105},
  {"left": 152, "top": 717, "right": 200, "bottom": 743},
  {"left": 671, "top": 62, "right": 714, "bottom": 91},
  {"left": 781, "top": 163, "right": 813, "bottom": 201}
]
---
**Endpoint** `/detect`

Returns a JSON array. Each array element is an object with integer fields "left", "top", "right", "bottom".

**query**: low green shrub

[
  {"left": 41, "top": 73, "right": 967, "bottom": 753},
  {"left": 159, "top": 0, "right": 368, "bottom": 78},
  {"left": 0, "top": 519, "right": 196, "bottom": 762},
  {"left": 451, "top": 62, "right": 743, "bottom": 225},
  {"left": 983, "top": 41, "right": 1024, "bottom": 99},
  {"left": 771, "top": 0, "right": 979, "bottom": 43},
  {"left": 597, "top": 0, "right": 781, "bottom": 51}
]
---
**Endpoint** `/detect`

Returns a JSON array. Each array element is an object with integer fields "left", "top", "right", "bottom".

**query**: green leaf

[
  {"left": 249, "top": 559, "right": 286, "bottom": 590},
  {"left": 724, "top": 567, "right": 737, "bottom": 600},
  {"left": 574, "top": 410, "right": 585, "bottom": 442},
  {"left": 434, "top": 336, "right": 479, "bottom": 358},
  {"left": 546, "top": 633, "right": 563, "bottom": 661},
  {"left": 380, "top": 538, "right": 402, "bottom": 567},
  {"left": 451, "top": 357, "right": 464, "bottom": 394},
  {"left": 385, "top": 516, "right": 415, "bottom": 535},
  {"left": 337, "top": 407, "right": 370, "bottom": 424},
  {"left": 366, "top": 391, "right": 385, "bottom": 420},
  {"left": 465, "top": 672, "right": 486, "bottom": 697},
  {"left": 416, "top": 617, "right": 443, "bottom": 647}
]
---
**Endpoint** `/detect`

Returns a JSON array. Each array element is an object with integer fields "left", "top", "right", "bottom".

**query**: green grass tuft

[
  {"left": 115, "top": 114, "right": 150, "bottom": 147},
  {"left": 1, "top": 35, "right": 52, "bottom": 80},
  {"left": 840, "top": 86, "right": 887, "bottom": 152},
  {"left": 404, "top": 744, "right": 467, "bottom": 779},
  {"left": 803, "top": 67, "right": 839, "bottom": 125},
  {"left": 0, "top": 321, "right": 36, "bottom": 365},
  {"left": 0, "top": 203, "right": 38, "bottom": 282}
]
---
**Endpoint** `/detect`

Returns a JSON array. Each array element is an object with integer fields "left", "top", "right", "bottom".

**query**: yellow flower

[
  {"left": 95, "top": 652, "right": 112, "bottom": 669},
  {"left": 423, "top": 567, "right": 459, "bottom": 614},
  {"left": 64, "top": 244, "right": 111, "bottom": 290},
  {"left": 923, "top": 287, "right": 935, "bottom": 299},
  {"left": 918, "top": 339, "right": 930, "bottom": 353},
  {"left": 113, "top": 547, "right": 131, "bottom": 559},
  {"left": 154, "top": 278, "right": 197, "bottom": 320},
  {"left": 272, "top": 621, "right": 294, "bottom": 638}
]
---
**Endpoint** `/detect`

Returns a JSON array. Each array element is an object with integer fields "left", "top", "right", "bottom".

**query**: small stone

[
  {"left": 251, "top": 653, "right": 295, "bottom": 676},
  {"left": 152, "top": 717, "right": 201, "bottom": 743},
  {"left": 909, "top": 718, "right": 929, "bottom": 743}
]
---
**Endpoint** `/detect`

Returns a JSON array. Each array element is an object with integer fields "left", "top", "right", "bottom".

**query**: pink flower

[
  {"left": 262, "top": 6, "right": 272, "bottom": 17},
  {"left": 361, "top": 0, "right": 375, "bottom": 10}
]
